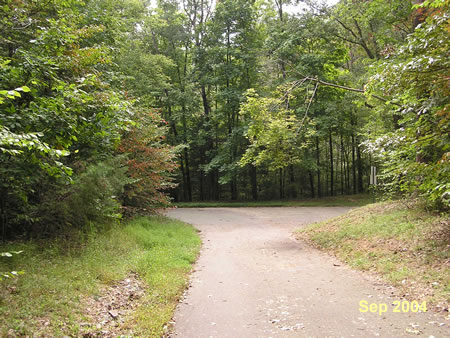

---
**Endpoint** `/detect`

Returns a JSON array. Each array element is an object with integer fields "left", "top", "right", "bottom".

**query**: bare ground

[{"left": 166, "top": 207, "right": 448, "bottom": 338}]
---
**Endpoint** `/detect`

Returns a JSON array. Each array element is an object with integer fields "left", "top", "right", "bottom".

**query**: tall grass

[{"left": 0, "top": 216, "right": 201, "bottom": 336}]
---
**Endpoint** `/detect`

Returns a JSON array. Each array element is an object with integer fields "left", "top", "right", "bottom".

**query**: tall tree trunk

[
  {"left": 352, "top": 135, "right": 357, "bottom": 194},
  {"left": 356, "top": 138, "right": 364, "bottom": 193},
  {"left": 351, "top": 117, "right": 357, "bottom": 194},
  {"left": 199, "top": 168, "right": 204, "bottom": 201},
  {"left": 289, "top": 164, "right": 296, "bottom": 198},
  {"left": 180, "top": 108, "right": 192, "bottom": 202},
  {"left": 184, "top": 148, "right": 192, "bottom": 201},
  {"left": 215, "top": 169, "right": 220, "bottom": 200},
  {"left": 340, "top": 133, "right": 344, "bottom": 195},
  {"left": 179, "top": 158, "right": 187, "bottom": 201},
  {"left": 165, "top": 90, "right": 191, "bottom": 201},
  {"left": 308, "top": 170, "right": 315, "bottom": 198},
  {"left": 325, "top": 145, "right": 329, "bottom": 195},
  {"left": 299, "top": 170, "right": 305, "bottom": 196},
  {"left": 230, "top": 181, "right": 236, "bottom": 200},
  {"left": 250, "top": 165, "right": 258, "bottom": 200},
  {"left": 1, "top": 189, "right": 6, "bottom": 239},
  {"left": 201, "top": 86, "right": 210, "bottom": 116},
  {"left": 345, "top": 137, "right": 351, "bottom": 194},
  {"left": 279, "top": 168, "right": 284, "bottom": 199},
  {"left": 329, "top": 130, "right": 334, "bottom": 196},
  {"left": 275, "top": 0, "right": 287, "bottom": 81},
  {"left": 316, "top": 136, "right": 322, "bottom": 197}
]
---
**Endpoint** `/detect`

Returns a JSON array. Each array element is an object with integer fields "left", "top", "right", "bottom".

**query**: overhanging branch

[{"left": 303, "top": 76, "right": 400, "bottom": 106}]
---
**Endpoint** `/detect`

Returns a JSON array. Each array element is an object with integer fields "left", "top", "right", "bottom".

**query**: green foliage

[
  {"left": 2, "top": 157, "right": 129, "bottom": 238},
  {"left": 2, "top": 0, "right": 448, "bottom": 234},
  {"left": 0, "top": 250, "right": 24, "bottom": 282},
  {"left": 239, "top": 89, "right": 314, "bottom": 170},
  {"left": 366, "top": 0, "right": 449, "bottom": 209},
  {"left": 0, "top": 0, "right": 178, "bottom": 235},
  {"left": 37, "top": 158, "right": 130, "bottom": 234},
  {"left": 119, "top": 111, "right": 178, "bottom": 212},
  {"left": 324, "top": 0, "right": 414, "bottom": 60}
]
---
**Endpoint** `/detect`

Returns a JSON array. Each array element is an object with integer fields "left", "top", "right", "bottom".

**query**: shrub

[
  {"left": 119, "top": 110, "right": 178, "bottom": 214},
  {"left": 35, "top": 158, "right": 129, "bottom": 236}
]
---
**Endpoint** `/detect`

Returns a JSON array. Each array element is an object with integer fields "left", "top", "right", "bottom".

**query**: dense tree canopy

[{"left": 1, "top": 0, "right": 448, "bottom": 236}]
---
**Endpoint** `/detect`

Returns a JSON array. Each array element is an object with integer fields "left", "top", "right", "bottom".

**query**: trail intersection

[{"left": 167, "top": 207, "right": 447, "bottom": 337}]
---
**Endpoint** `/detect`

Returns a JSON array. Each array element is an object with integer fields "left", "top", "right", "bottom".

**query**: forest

[{"left": 1, "top": 0, "right": 449, "bottom": 237}]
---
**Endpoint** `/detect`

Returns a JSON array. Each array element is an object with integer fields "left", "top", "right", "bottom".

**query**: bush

[
  {"left": 35, "top": 158, "right": 129, "bottom": 236},
  {"left": 366, "top": 2, "right": 449, "bottom": 210},
  {"left": 119, "top": 110, "right": 178, "bottom": 214}
]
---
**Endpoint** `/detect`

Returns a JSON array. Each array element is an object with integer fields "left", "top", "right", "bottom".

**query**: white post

[{"left": 370, "top": 166, "right": 377, "bottom": 186}]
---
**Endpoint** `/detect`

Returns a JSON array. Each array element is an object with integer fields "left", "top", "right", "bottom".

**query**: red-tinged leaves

[{"left": 119, "top": 110, "right": 178, "bottom": 212}]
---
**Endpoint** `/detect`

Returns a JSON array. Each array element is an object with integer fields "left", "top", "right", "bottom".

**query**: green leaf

[
  {"left": 7, "top": 90, "right": 21, "bottom": 97},
  {"left": 18, "top": 86, "right": 31, "bottom": 93}
]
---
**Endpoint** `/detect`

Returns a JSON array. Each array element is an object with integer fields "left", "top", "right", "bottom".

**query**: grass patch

[
  {"left": 174, "top": 193, "right": 372, "bottom": 208},
  {"left": 297, "top": 201, "right": 449, "bottom": 311},
  {"left": 0, "top": 216, "right": 201, "bottom": 337}
]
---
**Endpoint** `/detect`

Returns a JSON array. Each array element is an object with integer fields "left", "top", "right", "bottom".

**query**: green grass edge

[
  {"left": 0, "top": 216, "right": 201, "bottom": 337},
  {"left": 174, "top": 193, "right": 372, "bottom": 208},
  {"left": 297, "top": 201, "right": 449, "bottom": 311}
]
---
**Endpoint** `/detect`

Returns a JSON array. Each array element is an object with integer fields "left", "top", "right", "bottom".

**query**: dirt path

[{"left": 166, "top": 207, "right": 448, "bottom": 337}]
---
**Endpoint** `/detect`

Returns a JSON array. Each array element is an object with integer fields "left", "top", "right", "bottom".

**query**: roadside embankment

[{"left": 297, "top": 201, "right": 449, "bottom": 313}]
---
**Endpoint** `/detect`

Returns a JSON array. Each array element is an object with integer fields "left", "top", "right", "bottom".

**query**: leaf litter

[{"left": 81, "top": 272, "right": 146, "bottom": 337}]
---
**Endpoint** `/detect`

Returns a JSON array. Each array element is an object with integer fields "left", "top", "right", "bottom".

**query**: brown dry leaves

[{"left": 81, "top": 272, "right": 146, "bottom": 337}]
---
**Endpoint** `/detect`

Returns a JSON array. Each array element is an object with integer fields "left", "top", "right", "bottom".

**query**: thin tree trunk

[
  {"left": 179, "top": 158, "right": 187, "bottom": 201},
  {"left": 329, "top": 131, "right": 334, "bottom": 196},
  {"left": 340, "top": 133, "right": 344, "bottom": 195},
  {"left": 230, "top": 181, "right": 236, "bottom": 200},
  {"left": 289, "top": 164, "right": 296, "bottom": 198},
  {"left": 308, "top": 170, "right": 315, "bottom": 198},
  {"left": 356, "top": 138, "right": 364, "bottom": 193},
  {"left": 180, "top": 105, "right": 192, "bottom": 201},
  {"left": 201, "top": 86, "right": 210, "bottom": 116},
  {"left": 184, "top": 149, "right": 192, "bottom": 201},
  {"left": 351, "top": 116, "right": 357, "bottom": 194},
  {"left": 316, "top": 136, "right": 322, "bottom": 197},
  {"left": 215, "top": 169, "right": 220, "bottom": 200},
  {"left": 164, "top": 90, "right": 191, "bottom": 201},
  {"left": 199, "top": 167, "right": 204, "bottom": 201},
  {"left": 1, "top": 189, "right": 6, "bottom": 240},
  {"left": 279, "top": 168, "right": 284, "bottom": 199},
  {"left": 352, "top": 134, "right": 357, "bottom": 194},
  {"left": 250, "top": 165, "right": 258, "bottom": 200},
  {"left": 345, "top": 137, "right": 351, "bottom": 194}
]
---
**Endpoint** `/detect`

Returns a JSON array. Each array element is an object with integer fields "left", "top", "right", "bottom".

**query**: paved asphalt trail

[{"left": 166, "top": 207, "right": 448, "bottom": 337}]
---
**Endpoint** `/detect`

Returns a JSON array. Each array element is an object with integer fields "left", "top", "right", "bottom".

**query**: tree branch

[
  {"left": 334, "top": 17, "right": 359, "bottom": 40},
  {"left": 330, "top": 31, "right": 360, "bottom": 46},
  {"left": 295, "top": 81, "right": 319, "bottom": 136},
  {"left": 303, "top": 76, "right": 401, "bottom": 106}
]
